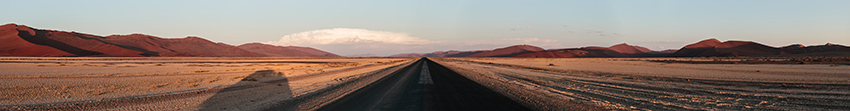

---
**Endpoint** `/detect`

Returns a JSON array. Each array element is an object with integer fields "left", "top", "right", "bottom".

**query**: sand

[
  {"left": 0, "top": 57, "right": 416, "bottom": 110},
  {"left": 432, "top": 57, "right": 850, "bottom": 110},
  {"left": 3, "top": 57, "right": 848, "bottom": 110}
]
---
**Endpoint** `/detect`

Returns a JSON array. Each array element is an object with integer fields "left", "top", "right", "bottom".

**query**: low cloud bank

[{"left": 266, "top": 28, "right": 562, "bottom": 56}]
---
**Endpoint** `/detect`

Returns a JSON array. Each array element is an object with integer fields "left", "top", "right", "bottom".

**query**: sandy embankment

[
  {"left": 432, "top": 57, "right": 850, "bottom": 110},
  {"left": 0, "top": 57, "right": 416, "bottom": 110}
]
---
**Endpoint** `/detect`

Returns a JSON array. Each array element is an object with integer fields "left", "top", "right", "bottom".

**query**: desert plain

[
  {"left": 0, "top": 57, "right": 416, "bottom": 110},
  {"left": 1, "top": 57, "right": 849, "bottom": 110}
]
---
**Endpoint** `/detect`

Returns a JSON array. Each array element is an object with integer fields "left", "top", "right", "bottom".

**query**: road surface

[{"left": 317, "top": 58, "right": 531, "bottom": 111}]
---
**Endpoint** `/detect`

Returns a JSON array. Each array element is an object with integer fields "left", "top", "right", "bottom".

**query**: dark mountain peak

[
  {"left": 826, "top": 43, "right": 841, "bottom": 46},
  {"left": 671, "top": 39, "right": 780, "bottom": 57},
  {"left": 780, "top": 43, "right": 849, "bottom": 55},
  {"left": 659, "top": 49, "right": 678, "bottom": 53},
  {"left": 802, "top": 43, "right": 847, "bottom": 48},
  {"left": 781, "top": 44, "right": 805, "bottom": 49},
  {"left": 813, "top": 43, "right": 848, "bottom": 48},
  {"left": 714, "top": 40, "right": 772, "bottom": 49},
  {"left": 445, "top": 50, "right": 462, "bottom": 53},
  {"left": 789, "top": 44, "right": 804, "bottom": 47}
]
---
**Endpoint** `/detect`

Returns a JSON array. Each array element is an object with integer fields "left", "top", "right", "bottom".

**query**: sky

[{"left": 2, "top": 0, "right": 849, "bottom": 56}]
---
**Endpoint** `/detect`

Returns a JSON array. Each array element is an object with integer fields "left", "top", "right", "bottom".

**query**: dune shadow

[
  {"left": 17, "top": 30, "right": 103, "bottom": 56},
  {"left": 199, "top": 70, "right": 293, "bottom": 110}
]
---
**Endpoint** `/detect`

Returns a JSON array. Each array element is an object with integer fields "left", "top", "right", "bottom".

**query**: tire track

[{"left": 442, "top": 59, "right": 850, "bottom": 110}]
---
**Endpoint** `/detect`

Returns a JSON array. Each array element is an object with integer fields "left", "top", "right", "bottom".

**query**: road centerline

[{"left": 419, "top": 61, "right": 434, "bottom": 85}]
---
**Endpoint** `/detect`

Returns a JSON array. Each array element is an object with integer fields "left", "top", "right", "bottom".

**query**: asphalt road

[{"left": 317, "top": 58, "right": 531, "bottom": 111}]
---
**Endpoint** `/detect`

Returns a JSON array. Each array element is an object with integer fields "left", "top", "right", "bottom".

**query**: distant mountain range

[
  {"left": 390, "top": 43, "right": 675, "bottom": 57},
  {"left": 669, "top": 38, "right": 850, "bottom": 57},
  {"left": 2, "top": 23, "right": 846, "bottom": 57},
  {"left": 391, "top": 38, "right": 849, "bottom": 57},
  {"left": 0, "top": 24, "right": 339, "bottom": 57},
  {"left": 237, "top": 43, "right": 339, "bottom": 57}
]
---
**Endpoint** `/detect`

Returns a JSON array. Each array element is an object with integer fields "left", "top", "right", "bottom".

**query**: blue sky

[{"left": 2, "top": 0, "right": 848, "bottom": 56}]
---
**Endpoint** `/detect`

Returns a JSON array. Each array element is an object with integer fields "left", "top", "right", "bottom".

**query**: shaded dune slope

[{"left": 0, "top": 24, "right": 338, "bottom": 57}]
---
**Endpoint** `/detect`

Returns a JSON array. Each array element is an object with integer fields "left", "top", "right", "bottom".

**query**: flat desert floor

[
  {"left": 2, "top": 57, "right": 849, "bottom": 110},
  {"left": 432, "top": 57, "right": 850, "bottom": 110},
  {"left": 0, "top": 57, "right": 417, "bottom": 110}
]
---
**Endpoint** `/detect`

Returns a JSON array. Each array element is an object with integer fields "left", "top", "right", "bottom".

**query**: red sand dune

[
  {"left": 608, "top": 43, "right": 653, "bottom": 54},
  {"left": 0, "top": 23, "right": 338, "bottom": 57},
  {"left": 5, "top": 24, "right": 844, "bottom": 57},
  {"left": 779, "top": 43, "right": 850, "bottom": 56},
  {"left": 392, "top": 45, "right": 544, "bottom": 57},
  {"left": 513, "top": 50, "right": 588, "bottom": 58},
  {"left": 396, "top": 44, "right": 671, "bottom": 58},
  {"left": 237, "top": 43, "right": 340, "bottom": 57},
  {"left": 130, "top": 36, "right": 266, "bottom": 57},
  {"left": 671, "top": 39, "right": 849, "bottom": 57},
  {"left": 41, "top": 31, "right": 146, "bottom": 57},
  {"left": 670, "top": 39, "right": 780, "bottom": 57},
  {"left": 712, "top": 41, "right": 780, "bottom": 56},
  {"left": 389, "top": 50, "right": 467, "bottom": 57},
  {"left": 99, "top": 34, "right": 191, "bottom": 56},
  {"left": 781, "top": 43, "right": 849, "bottom": 54},
  {"left": 424, "top": 38, "right": 847, "bottom": 57},
  {"left": 1, "top": 24, "right": 143, "bottom": 57},
  {"left": 668, "top": 39, "right": 722, "bottom": 57},
  {"left": 466, "top": 45, "right": 544, "bottom": 57},
  {"left": 0, "top": 24, "right": 75, "bottom": 56},
  {"left": 686, "top": 38, "right": 722, "bottom": 48},
  {"left": 515, "top": 43, "right": 670, "bottom": 58}
]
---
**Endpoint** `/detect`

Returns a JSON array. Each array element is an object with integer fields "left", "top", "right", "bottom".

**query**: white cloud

[
  {"left": 266, "top": 28, "right": 563, "bottom": 56},
  {"left": 266, "top": 28, "right": 437, "bottom": 46}
]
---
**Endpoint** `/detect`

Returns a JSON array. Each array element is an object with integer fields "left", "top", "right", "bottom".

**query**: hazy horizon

[{"left": 3, "top": 0, "right": 848, "bottom": 56}]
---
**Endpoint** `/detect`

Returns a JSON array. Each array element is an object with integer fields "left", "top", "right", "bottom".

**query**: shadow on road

[{"left": 199, "top": 70, "right": 293, "bottom": 110}]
